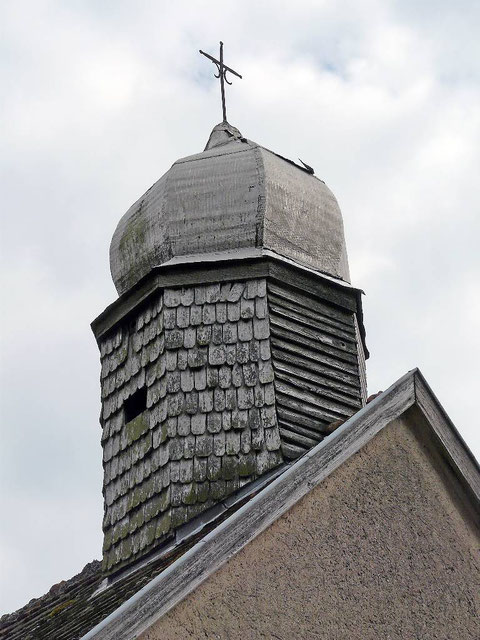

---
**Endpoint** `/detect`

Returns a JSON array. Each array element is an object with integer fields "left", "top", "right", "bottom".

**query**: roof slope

[
  {"left": 83, "top": 368, "right": 479, "bottom": 640},
  {"left": 2, "top": 369, "right": 478, "bottom": 640},
  {"left": 0, "top": 550, "right": 194, "bottom": 640}
]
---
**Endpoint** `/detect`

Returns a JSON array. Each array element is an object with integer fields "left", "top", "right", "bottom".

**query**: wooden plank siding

[{"left": 267, "top": 281, "right": 363, "bottom": 459}]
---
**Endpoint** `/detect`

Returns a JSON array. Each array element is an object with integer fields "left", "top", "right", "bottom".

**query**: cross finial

[{"left": 199, "top": 41, "right": 242, "bottom": 123}]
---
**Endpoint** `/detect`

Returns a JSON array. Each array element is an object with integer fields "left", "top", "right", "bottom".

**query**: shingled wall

[{"left": 99, "top": 278, "right": 283, "bottom": 575}]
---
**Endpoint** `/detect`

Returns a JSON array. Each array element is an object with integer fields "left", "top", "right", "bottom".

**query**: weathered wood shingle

[{"left": 99, "top": 278, "right": 283, "bottom": 575}]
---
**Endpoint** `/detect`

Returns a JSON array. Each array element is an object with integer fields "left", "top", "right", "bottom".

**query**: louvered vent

[{"left": 268, "top": 282, "right": 363, "bottom": 459}]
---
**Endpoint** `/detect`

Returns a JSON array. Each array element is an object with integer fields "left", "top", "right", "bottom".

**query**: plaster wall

[{"left": 140, "top": 413, "right": 480, "bottom": 640}]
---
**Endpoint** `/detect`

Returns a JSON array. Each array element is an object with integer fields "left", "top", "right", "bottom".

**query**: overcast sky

[{"left": 1, "top": 0, "right": 479, "bottom": 616}]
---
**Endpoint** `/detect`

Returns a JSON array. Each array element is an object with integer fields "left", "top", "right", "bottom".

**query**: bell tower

[{"left": 92, "top": 120, "right": 368, "bottom": 577}]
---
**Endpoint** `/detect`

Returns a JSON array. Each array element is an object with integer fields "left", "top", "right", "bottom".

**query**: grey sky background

[{"left": 1, "top": 0, "right": 479, "bottom": 615}]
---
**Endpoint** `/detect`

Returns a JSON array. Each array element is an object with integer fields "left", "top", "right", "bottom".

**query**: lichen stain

[{"left": 48, "top": 599, "right": 76, "bottom": 618}]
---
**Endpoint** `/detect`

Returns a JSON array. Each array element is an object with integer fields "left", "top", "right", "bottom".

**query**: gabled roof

[
  {"left": 82, "top": 368, "right": 479, "bottom": 640},
  {"left": 2, "top": 369, "right": 478, "bottom": 640}
]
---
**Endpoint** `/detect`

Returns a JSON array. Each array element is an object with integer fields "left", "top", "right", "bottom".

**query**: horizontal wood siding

[{"left": 268, "top": 282, "right": 363, "bottom": 459}]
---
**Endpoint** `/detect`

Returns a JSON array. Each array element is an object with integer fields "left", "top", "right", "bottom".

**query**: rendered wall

[{"left": 140, "top": 414, "right": 480, "bottom": 640}]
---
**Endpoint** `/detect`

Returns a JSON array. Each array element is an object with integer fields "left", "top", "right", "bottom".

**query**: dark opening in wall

[{"left": 124, "top": 387, "right": 147, "bottom": 423}]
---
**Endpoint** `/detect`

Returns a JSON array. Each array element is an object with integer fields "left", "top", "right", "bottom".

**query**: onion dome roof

[{"left": 110, "top": 122, "right": 350, "bottom": 295}]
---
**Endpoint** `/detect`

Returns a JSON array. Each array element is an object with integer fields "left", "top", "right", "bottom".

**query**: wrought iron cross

[{"left": 199, "top": 41, "right": 242, "bottom": 123}]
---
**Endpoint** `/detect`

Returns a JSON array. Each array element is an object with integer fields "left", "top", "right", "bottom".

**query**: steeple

[{"left": 93, "top": 121, "right": 368, "bottom": 578}]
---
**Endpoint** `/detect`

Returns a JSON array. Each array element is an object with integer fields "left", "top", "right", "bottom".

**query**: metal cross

[{"left": 199, "top": 41, "right": 242, "bottom": 123}]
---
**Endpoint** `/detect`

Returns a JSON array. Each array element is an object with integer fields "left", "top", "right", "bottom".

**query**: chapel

[{"left": 2, "top": 48, "right": 479, "bottom": 640}]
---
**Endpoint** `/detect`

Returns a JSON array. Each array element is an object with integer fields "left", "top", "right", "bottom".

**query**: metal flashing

[{"left": 91, "top": 461, "right": 290, "bottom": 600}]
